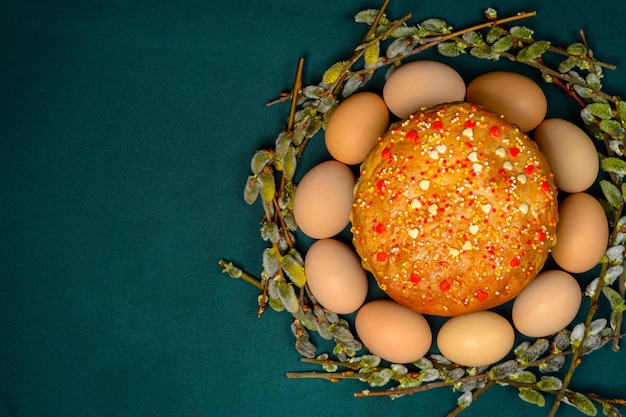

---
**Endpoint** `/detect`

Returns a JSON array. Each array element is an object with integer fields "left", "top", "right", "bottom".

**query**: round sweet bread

[{"left": 351, "top": 102, "right": 558, "bottom": 316}]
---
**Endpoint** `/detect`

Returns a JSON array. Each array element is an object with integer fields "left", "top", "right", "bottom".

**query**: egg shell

[
  {"left": 355, "top": 299, "right": 432, "bottom": 363},
  {"left": 304, "top": 239, "right": 368, "bottom": 314},
  {"left": 293, "top": 160, "right": 355, "bottom": 239},
  {"left": 551, "top": 192, "right": 608, "bottom": 273},
  {"left": 533, "top": 118, "right": 599, "bottom": 193},
  {"left": 325, "top": 92, "right": 390, "bottom": 165},
  {"left": 437, "top": 311, "right": 514, "bottom": 367},
  {"left": 383, "top": 60, "right": 466, "bottom": 119},
  {"left": 466, "top": 71, "right": 547, "bottom": 132},
  {"left": 512, "top": 270, "right": 582, "bottom": 337}
]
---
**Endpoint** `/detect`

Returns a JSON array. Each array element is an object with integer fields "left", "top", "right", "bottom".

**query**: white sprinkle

[
  {"left": 462, "top": 241, "right": 473, "bottom": 251},
  {"left": 411, "top": 198, "right": 422, "bottom": 209},
  {"left": 449, "top": 248, "right": 460, "bottom": 257},
  {"left": 467, "top": 151, "right": 478, "bottom": 162},
  {"left": 408, "top": 228, "right": 419, "bottom": 239},
  {"left": 519, "top": 203, "right": 529, "bottom": 214},
  {"left": 481, "top": 203, "right": 492, "bottom": 214},
  {"left": 428, "top": 204, "right": 438, "bottom": 215},
  {"left": 436, "top": 144, "right": 447, "bottom": 153},
  {"left": 503, "top": 161, "right": 513, "bottom": 171},
  {"left": 495, "top": 147, "right": 506, "bottom": 158},
  {"left": 472, "top": 163, "right": 483, "bottom": 173},
  {"left": 462, "top": 127, "right": 474, "bottom": 137},
  {"left": 469, "top": 225, "right": 479, "bottom": 235},
  {"left": 429, "top": 150, "right": 439, "bottom": 159},
  {"left": 517, "top": 174, "right": 527, "bottom": 184},
  {"left": 419, "top": 180, "right": 430, "bottom": 190}
]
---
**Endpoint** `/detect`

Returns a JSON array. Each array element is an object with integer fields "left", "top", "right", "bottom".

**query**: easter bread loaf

[{"left": 351, "top": 102, "right": 558, "bottom": 316}]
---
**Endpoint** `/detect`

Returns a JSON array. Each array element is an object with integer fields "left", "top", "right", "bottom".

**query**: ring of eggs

[{"left": 294, "top": 61, "right": 604, "bottom": 366}]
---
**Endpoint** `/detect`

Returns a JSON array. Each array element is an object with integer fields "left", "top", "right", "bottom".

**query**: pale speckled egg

[
  {"left": 466, "top": 71, "right": 547, "bottom": 132},
  {"left": 551, "top": 192, "right": 608, "bottom": 273},
  {"left": 383, "top": 60, "right": 466, "bottom": 119},
  {"left": 533, "top": 118, "right": 599, "bottom": 193},
  {"left": 437, "top": 311, "right": 514, "bottom": 367},
  {"left": 325, "top": 92, "right": 390, "bottom": 165},
  {"left": 355, "top": 299, "right": 432, "bottom": 363},
  {"left": 512, "top": 270, "right": 582, "bottom": 337},
  {"left": 304, "top": 239, "right": 368, "bottom": 314},
  {"left": 293, "top": 160, "right": 355, "bottom": 239}
]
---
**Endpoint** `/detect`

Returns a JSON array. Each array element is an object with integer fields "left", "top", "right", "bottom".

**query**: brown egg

[
  {"left": 533, "top": 118, "right": 599, "bottom": 193},
  {"left": 466, "top": 71, "right": 547, "bottom": 132},
  {"left": 304, "top": 239, "right": 368, "bottom": 314},
  {"left": 383, "top": 60, "right": 466, "bottom": 119},
  {"left": 551, "top": 192, "right": 608, "bottom": 273},
  {"left": 355, "top": 299, "right": 432, "bottom": 363},
  {"left": 512, "top": 270, "right": 582, "bottom": 337},
  {"left": 325, "top": 92, "right": 389, "bottom": 165},
  {"left": 293, "top": 160, "right": 355, "bottom": 239},
  {"left": 437, "top": 311, "right": 514, "bottom": 367}
]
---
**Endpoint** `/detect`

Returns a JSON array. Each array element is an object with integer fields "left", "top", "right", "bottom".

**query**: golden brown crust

[{"left": 351, "top": 102, "right": 558, "bottom": 316}]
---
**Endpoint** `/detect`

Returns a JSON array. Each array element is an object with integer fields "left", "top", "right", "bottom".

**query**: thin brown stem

[
  {"left": 445, "top": 380, "right": 497, "bottom": 417},
  {"left": 615, "top": 274, "right": 626, "bottom": 351},
  {"left": 218, "top": 259, "right": 264, "bottom": 290},
  {"left": 287, "top": 58, "right": 304, "bottom": 132},
  {"left": 364, "top": 0, "right": 392, "bottom": 42},
  {"left": 273, "top": 197, "right": 293, "bottom": 249}
]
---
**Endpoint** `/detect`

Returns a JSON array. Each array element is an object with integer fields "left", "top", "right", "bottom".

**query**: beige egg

[
  {"left": 304, "top": 239, "right": 368, "bottom": 314},
  {"left": 466, "top": 71, "right": 547, "bottom": 132},
  {"left": 383, "top": 60, "right": 466, "bottom": 119},
  {"left": 293, "top": 160, "right": 355, "bottom": 239},
  {"left": 355, "top": 299, "right": 432, "bottom": 363},
  {"left": 437, "top": 311, "right": 514, "bottom": 367},
  {"left": 551, "top": 192, "right": 608, "bottom": 273},
  {"left": 534, "top": 118, "right": 599, "bottom": 193},
  {"left": 325, "top": 92, "right": 390, "bottom": 165},
  {"left": 512, "top": 270, "right": 582, "bottom": 337}
]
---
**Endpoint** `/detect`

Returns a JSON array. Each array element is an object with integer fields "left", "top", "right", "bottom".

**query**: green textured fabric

[{"left": 2, "top": 1, "right": 625, "bottom": 416}]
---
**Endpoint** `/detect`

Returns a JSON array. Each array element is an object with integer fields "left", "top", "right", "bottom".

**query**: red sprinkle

[
  {"left": 535, "top": 230, "right": 546, "bottom": 241},
  {"left": 410, "top": 273, "right": 421, "bottom": 284},
  {"left": 524, "top": 165, "right": 534, "bottom": 175},
  {"left": 439, "top": 280, "right": 451, "bottom": 292},
  {"left": 374, "top": 223, "right": 385, "bottom": 234},
  {"left": 509, "top": 147, "right": 521, "bottom": 157},
  {"left": 476, "top": 290, "right": 488, "bottom": 301},
  {"left": 382, "top": 148, "right": 392, "bottom": 159},
  {"left": 376, "top": 180, "right": 386, "bottom": 192},
  {"left": 540, "top": 181, "right": 551, "bottom": 192},
  {"left": 464, "top": 120, "right": 476, "bottom": 128},
  {"left": 406, "top": 130, "right": 418, "bottom": 142},
  {"left": 376, "top": 252, "right": 387, "bottom": 262},
  {"left": 489, "top": 126, "right": 500, "bottom": 137},
  {"left": 510, "top": 257, "right": 521, "bottom": 267},
  {"left": 433, "top": 120, "right": 444, "bottom": 131}
]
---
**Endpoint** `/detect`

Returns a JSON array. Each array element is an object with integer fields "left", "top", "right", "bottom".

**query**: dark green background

[{"left": 2, "top": 1, "right": 625, "bottom": 416}]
